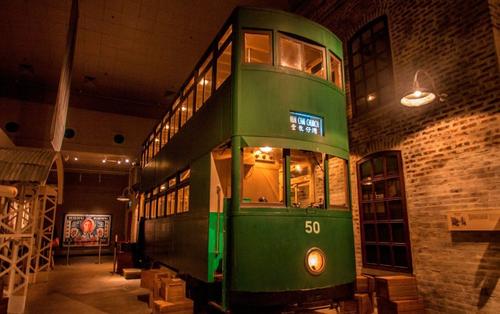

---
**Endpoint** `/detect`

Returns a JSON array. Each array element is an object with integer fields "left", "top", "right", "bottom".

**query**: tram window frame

[
  {"left": 289, "top": 149, "right": 326, "bottom": 209},
  {"left": 278, "top": 33, "right": 327, "bottom": 80},
  {"left": 329, "top": 51, "right": 343, "bottom": 90},
  {"left": 177, "top": 168, "right": 191, "bottom": 213},
  {"left": 327, "top": 156, "right": 349, "bottom": 210},
  {"left": 161, "top": 114, "right": 169, "bottom": 148},
  {"left": 216, "top": 40, "right": 232, "bottom": 89},
  {"left": 241, "top": 147, "right": 285, "bottom": 207},
  {"left": 242, "top": 30, "right": 273, "bottom": 65}
]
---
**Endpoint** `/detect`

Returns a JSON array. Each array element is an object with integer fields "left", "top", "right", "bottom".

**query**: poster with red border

[{"left": 63, "top": 214, "right": 111, "bottom": 247}]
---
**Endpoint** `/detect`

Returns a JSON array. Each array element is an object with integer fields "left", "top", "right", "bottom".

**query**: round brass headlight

[{"left": 305, "top": 247, "right": 326, "bottom": 275}]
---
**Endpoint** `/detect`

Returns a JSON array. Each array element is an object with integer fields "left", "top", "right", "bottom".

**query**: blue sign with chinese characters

[{"left": 289, "top": 111, "right": 323, "bottom": 136}]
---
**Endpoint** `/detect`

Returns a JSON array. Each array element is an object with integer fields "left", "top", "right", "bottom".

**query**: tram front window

[
  {"left": 242, "top": 147, "right": 284, "bottom": 206},
  {"left": 290, "top": 150, "right": 325, "bottom": 208}
]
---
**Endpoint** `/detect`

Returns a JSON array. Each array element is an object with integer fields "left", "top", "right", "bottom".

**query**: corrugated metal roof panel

[{"left": 0, "top": 147, "right": 58, "bottom": 184}]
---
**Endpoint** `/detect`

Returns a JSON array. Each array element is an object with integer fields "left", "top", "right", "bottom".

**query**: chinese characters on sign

[{"left": 290, "top": 112, "right": 323, "bottom": 136}]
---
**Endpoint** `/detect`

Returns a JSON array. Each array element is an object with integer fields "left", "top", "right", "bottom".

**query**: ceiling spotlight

[
  {"left": 74, "top": 157, "right": 78, "bottom": 161},
  {"left": 260, "top": 146, "right": 272, "bottom": 153},
  {"left": 125, "top": 159, "right": 130, "bottom": 163},
  {"left": 401, "top": 69, "right": 447, "bottom": 107},
  {"left": 118, "top": 160, "right": 121, "bottom": 164},
  {"left": 102, "top": 159, "right": 106, "bottom": 163}
]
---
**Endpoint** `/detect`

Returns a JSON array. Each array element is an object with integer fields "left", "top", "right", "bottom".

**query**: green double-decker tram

[{"left": 138, "top": 7, "right": 355, "bottom": 311}]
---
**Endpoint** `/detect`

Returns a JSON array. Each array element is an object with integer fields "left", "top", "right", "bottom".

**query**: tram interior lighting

[
  {"left": 125, "top": 159, "right": 130, "bottom": 163},
  {"left": 260, "top": 146, "right": 272, "bottom": 153},
  {"left": 102, "top": 159, "right": 106, "bottom": 163},
  {"left": 400, "top": 69, "right": 447, "bottom": 107},
  {"left": 73, "top": 157, "right": 78, "bottom": 161},
  {"left": 181, "top": 106, "right": 187, "bottom": 111},
  {"left": 367, "top": 93, "right": 376, "bottom": 102}
]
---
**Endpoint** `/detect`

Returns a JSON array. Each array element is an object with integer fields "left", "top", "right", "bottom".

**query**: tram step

[{"left": 152, "top": 299, "right": 193, "bottom": 314}]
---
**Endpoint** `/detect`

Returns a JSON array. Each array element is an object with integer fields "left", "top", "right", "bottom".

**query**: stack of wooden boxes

[
  {"left": 0, "top": 277, "right": 8, "bottom": 314},
  {"left": 341, "top": 275, "right": 375, "bottom": 314},
  {"left": 376, "top": 276, "right": 424, "bottom": 314},
  {"left": 140, "top": 269, "right": 193, "bottom": 314}
]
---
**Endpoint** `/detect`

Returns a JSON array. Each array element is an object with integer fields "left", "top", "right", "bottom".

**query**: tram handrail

[{"left": 215, "top": 185, "right": 221, "bottom": 254}]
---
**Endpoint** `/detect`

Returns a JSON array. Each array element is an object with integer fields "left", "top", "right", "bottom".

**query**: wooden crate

[
  {"left": 356, "top": 276, "right": 369, "bottom": 293},
  {"left": 123, "top": 268, "right": 141, "bottom": 279},
  {"left": 153, "top": 299, "right": 193, "bottom": 314},
  {"left": 377, "top": 297, "right": 424, "bottom": 314},
  {"left": 376, "top": 276, "right": 418, "bottom": 301},
  {"left": 354, "top": 293, "right": 374, "bottom": 314},
  {"left": 141, "top": 269, "right": 173, "bottom": 291},
  {"left": 365, "top": 274, "right": 376, "bottom": 294},
  {"left": 340, "top": 300, "right": 358, "bottom": 314},
  {"left": 160, "top": 278, "right": 186, "bottom": 302}
]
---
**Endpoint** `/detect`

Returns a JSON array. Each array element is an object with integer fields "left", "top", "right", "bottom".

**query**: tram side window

[
  {"left": 158, "top": 185, "right": 166, "bottom": 217},
  {"left": 330, "top": 52, "right": 343, "bottom": 89},
  {"left": 328, "top": 156, "right": 349, "bottom": 209},
  {"left": 244, "top": 32, "right": 272, "bottom": 64},
  {"left": 177, "top": 169, "right": 190, "bottom": 213},
  {"left": 145, "top": 197, "right": 151, "bottom": 218},
  {"left": 242, "top": 147, "right": 284, "bottom": 206},
  {"left": 139, "top": 193, "right": 145, "bottom": 218},
  {"left": 161, "top": 116, "right": 169, "bottom": 147},
  {"left": 290, "top": 150, "right": 325, "bottom": 208},
  {"left": 216, "top": 42, "right": 232, "bottom": 89},
  {"left": 279, "top": 34, "right": 326, "bottom": 79},
  {"left": 166, "top": 191, "right": 176, "bottom": 215}
]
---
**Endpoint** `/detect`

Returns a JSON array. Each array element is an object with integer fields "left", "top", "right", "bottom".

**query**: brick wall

[{"left": 295, "top": 0, "right": 500, "bottom": 313}]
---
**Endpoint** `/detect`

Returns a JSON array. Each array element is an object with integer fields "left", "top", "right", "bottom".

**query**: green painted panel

[
  {"left": 207, "top": 212, "right": 224, "bottom": 282},
  {"left": 230, "top": 210, "right": 355, "bottom": 292}
]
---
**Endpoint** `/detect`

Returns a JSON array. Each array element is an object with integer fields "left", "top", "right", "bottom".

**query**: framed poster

[{"left": 63, "top": 214, "right": 112, "bottom": 247}]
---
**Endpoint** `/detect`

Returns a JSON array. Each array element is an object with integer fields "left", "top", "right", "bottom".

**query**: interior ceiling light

[
  {"left": 125, "top": 159, "right": 130, "bottom": 163},
  {"left": 260, "top": 146, "right": 272, "bottom": 153},
  {"left": 74, "top": 157, "right": 78, "bottom": 161},
  {"left": 401, "top": 69, "right": 447, "bottom": 107}
]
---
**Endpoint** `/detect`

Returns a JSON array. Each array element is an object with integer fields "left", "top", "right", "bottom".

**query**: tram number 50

[{"left": 305, "top": 221, "right": 320, "bottom": 234}]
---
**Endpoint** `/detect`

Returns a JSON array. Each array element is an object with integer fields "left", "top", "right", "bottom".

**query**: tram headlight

[{"left": 305, "top": 247, "right": 326, "bottom": 275}]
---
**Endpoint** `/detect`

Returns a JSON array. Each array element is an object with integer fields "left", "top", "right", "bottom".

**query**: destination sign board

[{"left": 289, "top": 111, "right": 323, "bottom": 136}]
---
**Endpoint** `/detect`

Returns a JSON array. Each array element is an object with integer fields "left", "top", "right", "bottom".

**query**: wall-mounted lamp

[
  {"left": 400, "top": 69, "right": 447, "bottom": 107},
  {"left": 117, "top": 186, "right": 132, "bottom": 202}
]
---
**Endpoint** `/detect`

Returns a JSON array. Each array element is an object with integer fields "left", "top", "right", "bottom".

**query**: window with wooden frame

[
  {"left": 357, "top": 151, "right": 412, "bottom": 272},
  {"left": 348, "top": 16, "right": 394, "bottom": 115},
  {"left": 278, "top": 34, "right": 326, "bottom": 79},
  {"left": 243, "top": 30, "right": 272, "bottom": 64},
  {"left": 216, "top": 26, "right": 232, "bottom": 89}
]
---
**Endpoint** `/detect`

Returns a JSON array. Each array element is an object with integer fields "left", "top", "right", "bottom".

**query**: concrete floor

[
  {"left": 25, "top": 256, "right": 150, "bottom": 314},
  {"left": 24, "top": 256, "right": 340, "bottom": 314}
]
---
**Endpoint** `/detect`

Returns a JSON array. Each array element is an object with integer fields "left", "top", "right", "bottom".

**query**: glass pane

[
  {"left": 379, "top": 245, "right": 392, "bottom": 265},
  {"left": 351, "top": 38, "right": 360, "bottom": 53},
  {"left": 196, "top": 79, "right": 204, "bottom": 111},
  {"left": 154, "top": 135, "right": 160, "bottom": 156},
  {"left": 303, "top": 43, "right": 325, "bottom": 78},
  {"left": 183, "top": 186, "right": 190, "bottom": 212},
  {"left": 203, "top": 69, "right": 212, "bottom": 102},
  {"left": 145, "top": 201, "right": 150, "bottom": 218},
  {"left": 361, "top": 183, "right": 372, "bottom": 201},
  {"left": 180, "top": 169, "right": 190, "bottom": 182},
  {"left": 392, "top": 223, "right": 405, "bottom": 243},
  {"left": 157, "top": 195, "right": 165, "bottom": 217},
  {"left": 242, "top": 147, "right": 284, "bottom": 205},
  {"left": 218, "top": 25, "right": 232, "bottom": 50},
  {"left": 365, "top": 245, "right": 377, "bottom": 264},
  {"left": 386, "top": 155, "right": 398, "bottom": 174},
  {"left": 330, "top": 52, "right": 342, "bottom": 88},
  {"left": 354, "top": 66, "right": 363, "bottom": 82},
  {"left": 180, "top": 99, "right": 188, "bottom": 127},
  {"left": 168, "top": 178, "right": 176, "bottom": 188},
  {"left": 151, "top": 198, "right": 157, "bottom": 218},
  {"left": 374, "top": 181, "right": 385, "bottom": 200},
  {"left": 328, "top": 156, "right": 348, "bottom": 208},
  {"left": 244, "top": 32, "right": 272, "bottom": 64},
  {"left": 352, "top": 52, "right": 361, "bottom": 67},
  {"left": 362, "top": 203, "right": 374, "bottom": 221},
  {"left": 360, "top": 161, "right": 372, "bottom": 180},
  {"left": 290, "top": 150, "right": 324, "bottom": 208},
  {"left": 361, "top": 30, "right": 372, "bottom": 44},
  {"left": 364, "top": 224, "right": 376, "bottom": 241},
  {"left": 388, "top": 200, "right": 403, "bottom": 219},
  {"left": 378, "top": 223, "right": 390, "bottom": 242},
  {"left": 375, "top": 202, "right": 387, "bottom": 219},
  {"left": 373, "top": 157, "right": 383, "bottom": 176},
  {"left": 279, "top": 37, "right": 302, "bottom": 70},
  {"left": 161, "top": 119, "right": 169, "bottom": 147},
  {"left": 167, "top": 192, "right": 175, "bottom": 215},
  {"left": 387, "top": 179, "right": 401, "bottom": 198},
  {"left": 394, "top": 246, "right": 408, "bottom": 267},
  {"left": 216, "top": 42, "right": 232, "bottom": 89},
  {"left": 186, "top": 92, "right": 193, "bottom": 120},
  {"left": 177, "top": 187, "right": 184, "bottom": 213},
  {"left": 213, "top": 148, "right": 232, "bottom": 197}
]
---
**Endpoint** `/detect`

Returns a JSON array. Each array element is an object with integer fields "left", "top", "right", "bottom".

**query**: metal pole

[
  {"left": 112, "top": 234, "right": 118, "bottom": 273},
  {"left": 66, "top": 241, "right": 71, "bottom": 266},
  {"left": 98, "top": 238, "right": 102, "bottom": 264}
]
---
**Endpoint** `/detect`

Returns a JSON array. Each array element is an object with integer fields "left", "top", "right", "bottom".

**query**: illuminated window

[
  {"left": 196, "top": 80, "right": 203, "bottom": 111},
  {"left": 186, "top": 91, "right": 193, "bottom": 120},
  {"left": 303, "top": 43, "right": 325, "bottom": 78},
  {"left": 145, "top": 193, "right": 151, "bottom": 218},
  {"left": 330, "top": 52, "right": 343, "bottom": 89},
  {"left": 242, "top": 147, "right": 284, "bottom": 206},
  {"left": 290, "top": 150, "right": 324, "bottom": 208},
  {"left": 203, "top": 69, "right": 212, "bottom": 102},
  {"left": 177, "top": 185, "right": 190, "bottom": 213},
  {"left": 169, "top": 109, "right": 179, "bottom": 138},
  {"left": 216, "top": 42, "right": 232, "bottom": 89},
  {"left": 218, "top": 25, "right": 232, "bottom": 50},
  {"left": 180, "top": 98, "right": 188, "bottom": 127},
  {"left": 279, "top": 36, "right": 302, "bottom": 70},
  {"left": 279, "top": 34, "right": 326, "bottom": 79},
  {"left": 139, "top": 193, "right": 145, "bottom": 218},
  {"left": 349, "top": 16, "right": 393, "bottom": 114},
  {"left": 358, "top": 151, "right": 412, "bottom": 272},
  {"left": 161, "top": 115, "right": 169, "bottom": 147},
  {"left": 157, "top": 193, "right": 165, "bottom": 217},
  {"left": 166, "top": 191, "right": 176, "bottom": 215},
  {"left": 328, "top": 156, "right": 348, "bottom": 209},
  {"left": 180, "top": 169, "right": 190, "bottom": 182},
  {"left": 244, "top": 32, "right": 272, "bottom": 64}
]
